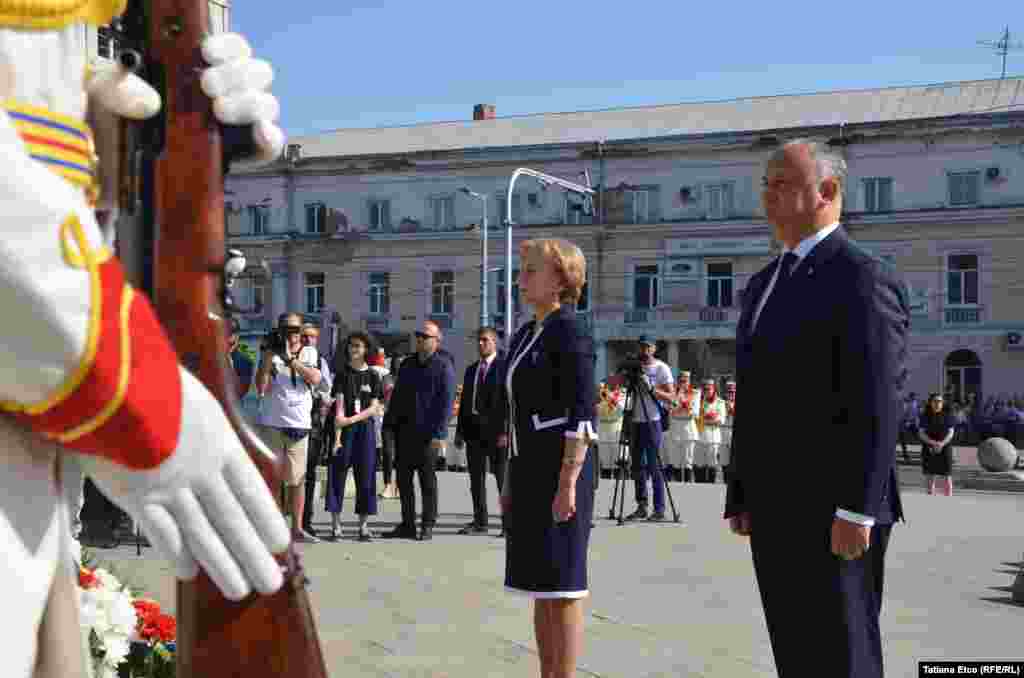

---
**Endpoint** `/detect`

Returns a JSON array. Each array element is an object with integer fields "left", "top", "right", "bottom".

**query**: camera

[
  {"left": 617, "top": 353, "right": 645, "bottom": 384},
  {"left": 260, "top": 328, "right": 288, "bottom": 356}
]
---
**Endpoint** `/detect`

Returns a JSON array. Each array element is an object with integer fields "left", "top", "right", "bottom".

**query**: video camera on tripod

[{"left": 605, "top": 340, "right": 681, "bottom": 525}]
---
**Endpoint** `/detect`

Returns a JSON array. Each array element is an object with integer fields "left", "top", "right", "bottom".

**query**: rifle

[{"left": 104, "top": 1, "right": 329, "bottom": 675}]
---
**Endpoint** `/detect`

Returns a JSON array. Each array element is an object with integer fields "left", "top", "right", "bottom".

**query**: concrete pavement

[{"left": 94, "top": 473, "right": 1023, "bottom": 677}]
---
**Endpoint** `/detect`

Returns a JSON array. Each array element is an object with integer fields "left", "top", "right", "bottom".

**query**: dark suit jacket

[
  {"left": 505, "top": 307, "right": 597, "bottom": 450},
  {"left": 456, "top": 352, "right": 507, "bottom": 445},
  {"left": 724, "top": 228, "right": 908, "bottom": 525}
]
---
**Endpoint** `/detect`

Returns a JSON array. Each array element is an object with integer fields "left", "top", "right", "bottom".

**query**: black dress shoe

[
  {"left": 382, "top": 525, "right": 417, "bottom": 540},
  {"left": 647, "top": 511, "right": 666, "bottom": 522},
  {"left": 458, "top": 522, "right": 487, "bottom": 535},
  {"left": 625, "top": 507, "right": 648, "bottom": 521},
  {"left": 418, "top": 526, "right": 434, "bottom": 541}
]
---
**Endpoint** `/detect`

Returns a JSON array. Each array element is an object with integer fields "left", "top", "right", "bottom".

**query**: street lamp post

[
  {"left": 502, "top": 168, "right": 596, "bottom": 342},
  {"left": 460, "top": 188, "right": 489, "bottom": 328}
]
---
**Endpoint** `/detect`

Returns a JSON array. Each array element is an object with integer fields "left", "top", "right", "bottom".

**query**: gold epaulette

[{"left": 0, "top": 0, "right": 125, "bottom": 29}]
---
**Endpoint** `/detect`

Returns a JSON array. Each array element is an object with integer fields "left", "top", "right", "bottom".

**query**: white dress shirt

[
  {"left": 750, "top": 222, "right": 839, "bottom": 333},
  {"left": 750, "top": 223, "right": 875, "bottom": 528}
]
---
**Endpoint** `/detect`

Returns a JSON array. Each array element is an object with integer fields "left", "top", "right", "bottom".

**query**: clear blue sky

[{"left": 232, "top": 1, "right": 1024, "bottom": 137}]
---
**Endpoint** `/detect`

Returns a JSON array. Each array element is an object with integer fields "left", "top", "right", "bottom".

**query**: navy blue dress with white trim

[{"left": 503, "top": 305, "right": 598, "bottom": 599}]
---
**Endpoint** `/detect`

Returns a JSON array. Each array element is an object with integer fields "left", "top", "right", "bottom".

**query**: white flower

[
  {"left": 102, "top": 633, "right": 130, "bottom": 665},
  {"left": 94, "top": 568, "right": 121, "bottom": 590},
  {"left": 108, "top": 593, "right": 137, "bottom": 635},
  {"left": 78, "top": 590, "right": 101, "bottom": 629},
  {"left": 69, "top": 538, "right": 82, "bottom": 565}
]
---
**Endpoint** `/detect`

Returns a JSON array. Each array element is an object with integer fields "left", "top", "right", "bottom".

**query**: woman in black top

[
  {"left": 501, "top": 237, "right": 597, "bottom": 678},
  {"left": 918, "top": 393, "right": 956, "bottom": 496},
  {"left": 328, "top": 332, "right": 384, "bottom": 540}
]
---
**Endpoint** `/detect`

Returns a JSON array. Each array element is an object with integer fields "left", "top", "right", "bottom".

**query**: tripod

[{"left": 608, "top": 374, "right": 681, "bottom": 525}]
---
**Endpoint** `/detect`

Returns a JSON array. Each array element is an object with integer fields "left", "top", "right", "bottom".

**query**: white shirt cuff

[
  {"left": 835, "top": 508, "right": 875, "bottom": 527},
  {"left": 565, "top": 421, "right": 597, "bottom": 443}
]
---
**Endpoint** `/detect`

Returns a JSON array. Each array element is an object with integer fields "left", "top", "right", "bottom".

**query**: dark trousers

[
  {"left": 898, "top": 429, "right": 916, "bottom": 457},
  {"left": 630, "top": 421, "right": 665, "bottom": 513},
  {"left": 326, "top": 422, "right": 378, "bottom": 516},
  {"left": 466, "top": 439, "right": 507, "bottom": 527},
  {"left": 750, "top": 517, "right": 893, "bottom": 678},
  {"left": 381, "top": 428, "right": 395, "bottom": 485},
  {"left": 303, "top": 417, "right": 333, "bottom": 529},
  {"left": 396, "top": 438, "right": 440, "bottom": 528}
]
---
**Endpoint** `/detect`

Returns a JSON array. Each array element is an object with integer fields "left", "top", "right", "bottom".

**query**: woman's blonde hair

[{"left": 519, "top": 238, "right": 587, "bottom": 304}]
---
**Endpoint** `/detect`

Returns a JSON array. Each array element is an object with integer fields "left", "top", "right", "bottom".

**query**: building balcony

[
  {"left": 364, "top": 314, "right": 391, "bottom": 332},
  {"left": 944, "top": 306, "right": 982, "bottom": 325}
]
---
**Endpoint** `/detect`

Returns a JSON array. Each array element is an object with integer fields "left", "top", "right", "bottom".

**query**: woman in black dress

[
  {"left": 918, "top": 393, "right": 956, "bottom": 496},
  {"left": 501, "top": 237, "right": 597, "bottom": 678}
]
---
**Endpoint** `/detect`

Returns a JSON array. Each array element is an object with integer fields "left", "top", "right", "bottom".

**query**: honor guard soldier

[
  {"left": 670, "top": 371, "right": 701, "bottom": 482},
  {"left": 0, "top": 3, "right": 289, "bottom": 675},
  {"left": 696, "top": 379, "right": 727, "bottom": 482},
  {"left": 720, "top": 381, "right": 736, "bottom": 484}
]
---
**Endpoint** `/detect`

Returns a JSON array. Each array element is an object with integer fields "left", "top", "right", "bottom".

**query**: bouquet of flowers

[
  {"left": 125, "top": 598, "right": 177, "bottom": 678},
  {"left": 77, "top": 564, "right": 138, "bottom": 678},
  {"left": 597, "top": 385, "right": 624, "bottom": 421},
  {"left": 77, "top": 553, "right": 177, "bottom": 678}
]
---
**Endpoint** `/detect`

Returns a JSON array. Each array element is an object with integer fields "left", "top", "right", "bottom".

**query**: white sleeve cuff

[
  {"left": 835, "top": 508, "right": 875, "bottom": 527},
  {"left": 565, "top": 420, "right": 597, "bottom": 442}
]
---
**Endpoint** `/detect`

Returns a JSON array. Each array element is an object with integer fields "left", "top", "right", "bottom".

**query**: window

[
  {"left": 369, "top": 272, "right": 390, "bottom": 315},
  {"left": 862, "top": 177, "right": 893, "bottom": 212},
  {"left": 947, "top": 254, "right": 979, "bottom": 306},
  {"left": 948, "top": 171, "right": 980, "bottom": 206},
  {"left": 706, "top": 262, "right": 734, "bottom": 308},
  {"left": 304, "top": 272, "right": 325, "bottom": 313},
  {"left": 427, "top": 196, "right": 456, "bottom": 230},
  {"left": 496, "top": 193, "right": 522, "bottom": 224},
  {"left": 629, "top": 189, "right": 660, "bottom": 223},
  {"left": 305, "top": 202, "right": 327, "bottom": 234},
  {"left": 368, "top": 199, "right": 391, "bottom": 231},
  {"left": 431, "top": 270, "right": 454, "bottom": 315},
  {"left": 576, "top": 279, "right": 590, "bottom": 313},
  {"left": 634, "top": 264, "right": 660, "bottom": 309},
  {"left": 564, "top": 195, "right": 592, "bottom": 225},
  {"left": 253, "top": 281, "right": 265, "bottom": 313},
  {"left": 704, "top": 183, "right": 734, "bottom": 219},
  {"left": 248, "top": 205, "right": 269, "bottom": 235},
  {"left": 496, "top": 268, "right": 521, "bottom": 315}
]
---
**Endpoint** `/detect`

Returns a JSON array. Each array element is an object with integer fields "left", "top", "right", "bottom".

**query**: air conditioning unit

[{"left": 1007, "top": 331, "right": 1024, "bottom": 350}]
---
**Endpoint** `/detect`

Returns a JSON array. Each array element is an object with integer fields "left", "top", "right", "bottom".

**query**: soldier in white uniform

[
  {"left": 720, "top": 380, "right": 736, "bottom": 484},
  {"left": 0, "top": 3, "right": 289, "bottom": 676},
  {"left": 669, "top": 371, "right": 701, "bottom": 482},
  {"left": 696, "top": 379, "right": 727, "bottom": 483}
]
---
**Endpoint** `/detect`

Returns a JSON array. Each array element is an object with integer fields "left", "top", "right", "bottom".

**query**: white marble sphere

[{"left": 977, "top": 437, "right": 1018, "bottom": 472}]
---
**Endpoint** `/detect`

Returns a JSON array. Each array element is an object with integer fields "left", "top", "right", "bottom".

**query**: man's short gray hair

[{"left": 770, "top": 138, "right": 847, "bottom": 188}]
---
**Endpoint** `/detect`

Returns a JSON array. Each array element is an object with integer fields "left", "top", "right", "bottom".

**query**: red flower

[
  {"left": 151, "top": 613, "right": 176, "bottom": 643},
  {"left": 78, "top": 567, "right": 98, "bottom": 590}
]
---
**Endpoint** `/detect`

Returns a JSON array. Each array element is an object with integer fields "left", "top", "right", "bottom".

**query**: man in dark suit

[
  {"left": 454, "top": 327, "right": 508, "bottom": 535},
  {"left": 724, "top": 139, "right": 909, "bottom": 678},
  {"left": 381, "top": 320, "right": 456, "bottom": 541}
]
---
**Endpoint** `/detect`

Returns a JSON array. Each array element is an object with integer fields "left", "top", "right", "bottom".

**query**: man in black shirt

[{"left": 382, "top": 320, "right": 456, "bottom": 541}]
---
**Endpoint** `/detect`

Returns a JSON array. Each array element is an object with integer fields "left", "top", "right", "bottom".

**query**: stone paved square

[{"left": 96, "top": 472, "right": 1023, "bottom": 677}]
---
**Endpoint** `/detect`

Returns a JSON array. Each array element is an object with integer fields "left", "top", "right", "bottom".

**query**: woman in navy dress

[
  {"left": 918, "top": 392, "right": 956, "bottom": 496},
  {"left": 501, "top": 237, "right": 597, "bottom": 678}
]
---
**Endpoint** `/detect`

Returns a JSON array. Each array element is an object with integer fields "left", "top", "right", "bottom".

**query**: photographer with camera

[
  {"left": 256, "top": 312, "right": 323, "bottom": 543},
  {"left": 614, "top": 336, "right": 675, "bottom": 522}
]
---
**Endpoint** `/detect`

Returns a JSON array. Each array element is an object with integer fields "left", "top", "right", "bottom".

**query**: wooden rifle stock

[{"left": 117, "top": 1, "right": 328, "bottom": 675}]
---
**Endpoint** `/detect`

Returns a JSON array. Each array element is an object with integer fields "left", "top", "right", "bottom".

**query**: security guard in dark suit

[{"left": 454, "top": 327, "right": 508, "bottom": 535}]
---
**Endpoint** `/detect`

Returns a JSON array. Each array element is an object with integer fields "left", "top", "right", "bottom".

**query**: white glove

[
  {"left": 87, "top": 32, "right": 284, "bottom": 164},
  {"left": 77, "top": 370, "right": 291, "bottom": 601}
]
